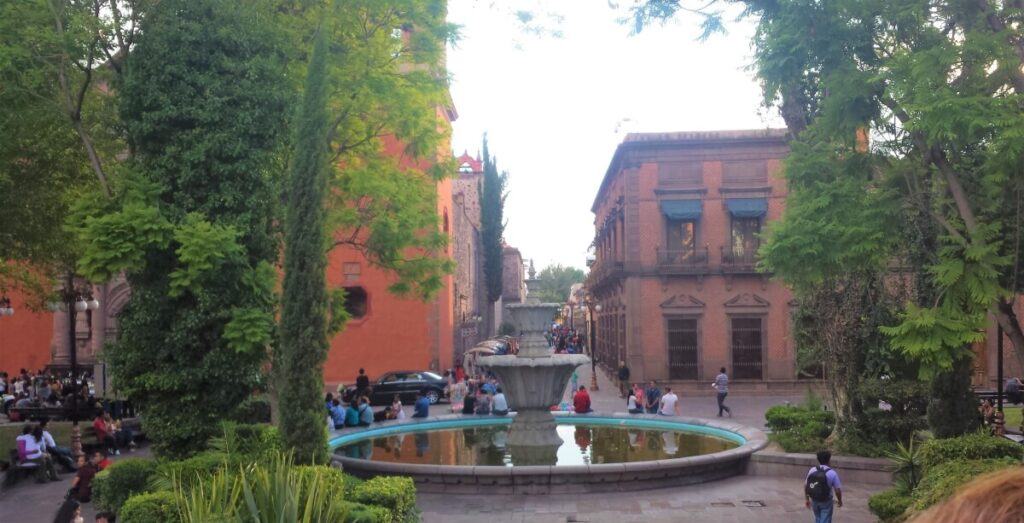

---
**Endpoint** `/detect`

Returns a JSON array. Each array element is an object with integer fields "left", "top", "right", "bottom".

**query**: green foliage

[
  {"left": 209, "top": 423, "right": 283, "bottom": 463},
  {"left": 480, "top": 135, "right": 508, "bottom": 306},
  {"left": 926, "top": 358, "right": 982, "bottom": 438},
  {"left": 172, "top": 454, "right": 351, "bottom": 523},
  {"left": 917, "top": 432, "right": 1024, "bottom": 471},
  {"left": 152, "top": 452, "right": 235, "bottom": 492},
  {"left": 350, "top": 476, "right": 417, "bottom": 523},
  {"left": 343, "top": 502, "right": 392, "bottom": 523},
  {"left": 531, "top": 264, "right": 586, "bottom": 303},
  {"left": 92, "top": 458, "right": 159, "bottom": 514},
  {"left": 911, "top": 458, "right": 1019, "bottom": 511},
  {"left": 765, "top": 401, "right": 835, "bottom": 453},
  {"left": 868, "top": 487, "right": 913, "bottom": 523},
  {"left": 885, "top": 439, "right": 924, "bottom": 491},
  {"left": 80, "top": 0, "right": 288, "bottom": 459},
  {"left": 230, "top": 397, "right": 273, "bottom": 424},
  {"left": 119, "top": 491, "right": 178, "bottom": 523},
  {"left": 277, "top": 20, "right": 331, "bottom": 466}
]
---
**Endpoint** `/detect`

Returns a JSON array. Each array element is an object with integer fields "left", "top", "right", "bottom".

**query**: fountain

[
  {"left": 328, "top": 275, "right": 768, "bottom": 493},
  {"left": 476, "top": 296, "right": 590, "bottom": 464}
]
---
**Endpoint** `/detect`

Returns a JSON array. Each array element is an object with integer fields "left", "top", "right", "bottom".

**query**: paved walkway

[{"left": 418, "top": 475, "right": 879, "bottom": 522}]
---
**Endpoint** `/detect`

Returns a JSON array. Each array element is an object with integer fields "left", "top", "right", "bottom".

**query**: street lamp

[
  {"left": 583, "top": 299, "right": 602, "bottom": 391},
  {"left": 59, "top": 273, "right": 99, "bottom": 458},
  {"left": 0, "top": 296, "right": 13, "bottom": 317}
]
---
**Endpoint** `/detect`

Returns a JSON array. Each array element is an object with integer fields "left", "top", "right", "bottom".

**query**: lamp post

[
  {"left": 583, "top": 299, "right": 602, "bottom": 391},
  {"left": 60, "top": 272, "right": 99, "bottom": 459}
]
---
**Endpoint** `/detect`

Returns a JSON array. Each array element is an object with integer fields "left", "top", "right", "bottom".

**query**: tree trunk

[{"left": 995, "top": 299, "right": 1024, "bottom": 378}]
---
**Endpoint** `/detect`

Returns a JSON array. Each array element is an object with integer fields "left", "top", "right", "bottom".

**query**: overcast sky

[{"left": 446, "top": 1, "right": 782, "bottom": 270}]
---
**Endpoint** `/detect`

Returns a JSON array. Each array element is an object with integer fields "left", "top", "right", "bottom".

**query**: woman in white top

[
  {"left": 626, "top": 389, "right": 642, "bottom": 414},
  {"left": 392, "top": 395, "right": 406, "bottom": 420}
]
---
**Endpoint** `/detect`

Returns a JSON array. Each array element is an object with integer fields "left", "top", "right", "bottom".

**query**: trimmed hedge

[
  {"left": 343, "top": 502, "right": 392, "bottom": 523},
  {"left": 219, "top": 422, "right": 281, "bottom": 461},
  {"left": 92, "top": 458, "right": 159, "bottom": 514},
  {"left": 764, "top": 404, "right": 834, "bottom": 453},
  {"left": 918, "top": 432, "right": 1024, "bottom": 470},
  {"left": 231, "top": 396, "right": 272, "bottom": 424},
  {"left": 912, "top": 458, "right": 1019, "bottom": 510},
  {"left": 119, "top": 491, "right": 177, "bottom": 523},
  {"left": 868, "top": 487, "right": 912, "bottom": 522},
  {"left": 350, "top": 476, "right": 417, "bottom": 522}
]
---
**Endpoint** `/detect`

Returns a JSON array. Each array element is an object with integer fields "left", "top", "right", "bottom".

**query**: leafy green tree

[
  {"left": 278, "top": 23, "right": 331, "bottom": 464},
  {"left": 634, "top": 0, "right": 1024, "bottom": 381},
  {"left": 480, "top": 136, "right": 508, "bottom": 334},
  {"left": 74, "top": 0, "right": 289, "bottom": 458},
  {"left": 531, "top": 264, "right": 585, "bottom": 304}
]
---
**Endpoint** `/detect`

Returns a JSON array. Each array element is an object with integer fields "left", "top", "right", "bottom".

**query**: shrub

[
  {"left": 917, "top": 432, "right": 1024, "bottom": 470},
  {"left": 912, "top": 458, "right": 1019, "bottom": 510},
  {"left": 343, "top": 502, "right": 391, "bottom": 523},
  {"left": 213, "top": 422, "right": 281, "bottom": 461},
  {"left": 350, "top": 476, "right": 417, "bottom": 522},
  {"left": 771, "top": 431, "right": 824, "bottom": 453},
  {"left": 868, "top": 487, "right": 912, "bottom": 522},
  {"left": 765, "top": 403, "right": 834, "bottom": 453},
  {"left": 230, "top": 396, "right": 272, "bottom": 424},
  {"left": 152, "top": 451, "right": 234, "bottom": 491},
  {"left": 93, "top": 458, "right": 159, "bottom": 513},
  {"left": 120, "top": 491, "right": 178, "bottom": 523}
]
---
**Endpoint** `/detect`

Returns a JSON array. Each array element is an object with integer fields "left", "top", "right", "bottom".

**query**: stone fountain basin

[{"left": 329, "top": 413, "right": 768, "bottom": 494}]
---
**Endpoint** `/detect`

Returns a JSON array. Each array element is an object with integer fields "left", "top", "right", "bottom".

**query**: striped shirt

[{"left": 714, "top": 373, "right": 729, "bottom": 393}]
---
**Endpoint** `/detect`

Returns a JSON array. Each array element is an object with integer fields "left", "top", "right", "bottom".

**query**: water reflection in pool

[{"left": 335, "top": 423, "right": 737, "bottom": 466}]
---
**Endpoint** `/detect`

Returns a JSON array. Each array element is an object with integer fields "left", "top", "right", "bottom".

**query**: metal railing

[
  {"left": 720, "top": 247, "right": 759, "bottom": 273},
  {"left": 656, "top": 246, "right": 710, "bottom": 274}
]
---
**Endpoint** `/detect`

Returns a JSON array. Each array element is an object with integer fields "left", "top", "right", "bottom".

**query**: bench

[
  {"left": 1, "top": 447, "right": 41, "bottom": 489},
  {"left": 7, "top": 405, "right": 104, "bottom": 423}
]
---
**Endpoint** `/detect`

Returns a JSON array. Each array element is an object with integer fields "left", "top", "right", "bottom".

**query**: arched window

[{"left": 343, "top": 286, "right": 368, "bottom": 319}]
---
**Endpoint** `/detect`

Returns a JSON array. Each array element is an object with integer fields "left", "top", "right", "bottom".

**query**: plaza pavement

[{"left": 1, "top": 363, "right": 882, "bottom": 522}]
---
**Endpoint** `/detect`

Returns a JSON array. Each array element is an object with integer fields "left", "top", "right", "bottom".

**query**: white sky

[{"left": 446, "top": 1, "right": 782, "bottom": 270}]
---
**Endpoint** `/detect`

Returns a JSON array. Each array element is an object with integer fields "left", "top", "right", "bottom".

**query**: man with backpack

[{"left": 805, "top": 450, "right": 843, "bottom": 522}]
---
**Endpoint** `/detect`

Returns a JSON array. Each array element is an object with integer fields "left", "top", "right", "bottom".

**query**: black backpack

[{"left": 805, "top": 466, "right": 832, "bottom": 502}]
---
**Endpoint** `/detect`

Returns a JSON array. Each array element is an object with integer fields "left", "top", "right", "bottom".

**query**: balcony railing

[
  {"left": 720, "top": 247, "right": 759, "bottom": 273},
  {"left": 656, "top": 246, "right": 709, "bottom": 274},
  {"left": 586, "top": 258, "right": 624, "bottom": 288}
]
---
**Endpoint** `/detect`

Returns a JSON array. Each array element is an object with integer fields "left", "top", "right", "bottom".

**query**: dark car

[{"left": 341, "top": 370, "right": 448, "bottom": 406}]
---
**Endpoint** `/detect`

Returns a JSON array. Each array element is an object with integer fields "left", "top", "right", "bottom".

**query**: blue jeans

[{"left": 811, "top": 499, "right": 833, "bottom": 523}]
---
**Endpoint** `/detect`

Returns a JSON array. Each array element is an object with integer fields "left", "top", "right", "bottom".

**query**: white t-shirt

[
  {"left": 627, "top": 396, "right": 638, "bottom": 410},
  {"left": 492, "top": 393, "right": 509, "bottom": 412},
  {"left": 42, "top": 430, "right": 57, "bottom": 452},
  {"left": 659, "top": 392, "right": 678, "bottom": 415},
  {"left": 17, "top": 434, "right": 44, "bottom": 459}
]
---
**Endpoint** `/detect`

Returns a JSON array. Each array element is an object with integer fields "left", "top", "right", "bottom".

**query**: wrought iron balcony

[
  {"left": 656, "top": 246, "right": 710, "bottom": 275},
  {"left": 585, "top": 258, "right": 624, "bottom": 289},
  {"left": 720, "top": 246, "right": 760, "bottom": 274}
]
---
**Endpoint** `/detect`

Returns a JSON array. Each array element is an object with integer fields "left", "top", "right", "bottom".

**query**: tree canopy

[
  {"left": 637, "top": 0, "right": 1024, "bottom": 379},
  {"left": 531, "top": 264, "right": 585, "bottom": 304}
]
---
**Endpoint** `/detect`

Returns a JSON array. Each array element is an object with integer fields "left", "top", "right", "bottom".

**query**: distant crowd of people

[
  {"left": 0, "top": 369, "right": 100, "bottom": 416},
  {"left": 546, "top": 326, "right": 585, "bottom": 354}
]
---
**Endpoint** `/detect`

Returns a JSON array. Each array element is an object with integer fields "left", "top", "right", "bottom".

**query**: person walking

[
  {"left": 617, "top": 361, "right": 630, "bottom": 397},
  {"left": 712, "top": 367, "right": 732, "bottom": 417},
  {"left": 355, "top": 368, "right": 370, "bottom": 398},
  {"left": 805, "top": 450, "right": 843, "bottom": 523}
]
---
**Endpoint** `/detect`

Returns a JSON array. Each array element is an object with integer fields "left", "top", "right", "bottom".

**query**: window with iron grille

[
  {"left": 731, "top": 317, "right": 763, "bottom": 379},
  {"left": 666, "top": 317, "right": 699, "bottom": 380}
]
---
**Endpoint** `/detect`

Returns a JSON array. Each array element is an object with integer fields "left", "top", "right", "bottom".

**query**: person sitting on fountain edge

[
  {"left": 413, "top": 389, "right": 430, "bottom": 418},
  {"left": 492, "top": 387, "right": 509, "bottom": 416},
  {"left": 573, "top": 386, "right": 592, "bottom": 414}
]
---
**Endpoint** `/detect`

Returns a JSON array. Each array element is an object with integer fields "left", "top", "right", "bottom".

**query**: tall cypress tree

[
  {"left": 480, "top": 136, "right": 507, "bottom": 334},
  {"left": 278, "top": 25, "right": 332, "bottom": 464}
]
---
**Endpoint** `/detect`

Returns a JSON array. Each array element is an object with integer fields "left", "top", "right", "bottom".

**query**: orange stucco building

[
  {"left": 0, "top": 289, "right": 54, "bottom": 374},
  {"left": 323, "top": 118, "right": 457, "bottom": 387}
]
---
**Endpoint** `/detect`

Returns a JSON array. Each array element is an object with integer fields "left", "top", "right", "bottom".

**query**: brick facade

[
  {"left": 451, "top": 152, "right": 487, "bottom": 361},
  {"left": 587, "top": 130, "right": 800, "bottom": 392}
]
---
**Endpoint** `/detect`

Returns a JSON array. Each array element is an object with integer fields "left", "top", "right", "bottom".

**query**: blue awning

[
  {"left": 726, "top": 198, "right": 767, "bottom": 218},
  {"left": 660, "top": 199, "right": 702, "bottom": 220}
]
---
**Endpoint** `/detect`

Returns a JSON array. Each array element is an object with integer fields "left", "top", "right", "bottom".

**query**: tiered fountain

[{"left": 476, "top": 287, "right": 590, "bottom": 464}]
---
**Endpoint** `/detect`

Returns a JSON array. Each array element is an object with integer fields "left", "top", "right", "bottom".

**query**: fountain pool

[{"left": 329, "top": 413, "right": 767, "bottom": 494}]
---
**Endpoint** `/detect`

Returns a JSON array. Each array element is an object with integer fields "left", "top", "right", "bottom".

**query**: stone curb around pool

[{"left": 329, "top": 412, "right": 768, "bottom": 494}]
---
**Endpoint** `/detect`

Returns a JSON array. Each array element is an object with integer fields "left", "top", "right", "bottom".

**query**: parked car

[{"left": 341, "top": 370, "right": 448, "bottom": 406}]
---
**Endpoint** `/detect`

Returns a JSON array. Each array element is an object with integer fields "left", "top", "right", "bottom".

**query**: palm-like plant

[
  {"left": 173, "top": 453, "right": 349, "bottom": 522},
  {"left": 885, "top": 438, "right": 922, "bottom": 491}
]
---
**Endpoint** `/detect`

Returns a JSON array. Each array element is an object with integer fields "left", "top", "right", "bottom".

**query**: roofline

[{"left": 590, "top": 129, "right": 790, "bottom": 213}]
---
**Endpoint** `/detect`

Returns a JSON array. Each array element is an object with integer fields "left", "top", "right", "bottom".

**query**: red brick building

[{"left": 587, "top": 130, "right": 798, "bottom": 392}]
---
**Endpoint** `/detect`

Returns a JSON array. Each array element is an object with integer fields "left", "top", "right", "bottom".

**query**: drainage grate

[
  {"left": 710, "top": 502, "right": 736, "bottom": 508},
  {"left": 742, "top": 500, "right": 767, "bottom": 508}
]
